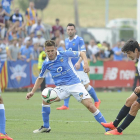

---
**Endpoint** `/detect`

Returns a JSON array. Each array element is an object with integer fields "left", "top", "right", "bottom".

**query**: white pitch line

[{"left": 7, "top": 119, "right": 96, "bottom": 123}]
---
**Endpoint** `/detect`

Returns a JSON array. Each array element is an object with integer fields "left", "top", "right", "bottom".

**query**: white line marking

[{"left": 7, "top": 119, "right": 96, "bottom": 123}]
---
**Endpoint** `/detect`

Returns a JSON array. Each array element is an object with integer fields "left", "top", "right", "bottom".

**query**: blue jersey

[
  {"left": 65, "top": 35, "right": 86, "bottom": 71},
  {"left": 39, "top": 51, "right": 81, "bottom": 86},
  {"left": 57, "top": 46, "right": 64, "bottom": 52},
  {"left": 1, "top": 0, "right": 12, "bottom": 14},
  {"left": 112, "top": 46, "right": 123, "bottom": 61},
  {"left": 20, "top": 46, "right": 32, "bottom": 59}
]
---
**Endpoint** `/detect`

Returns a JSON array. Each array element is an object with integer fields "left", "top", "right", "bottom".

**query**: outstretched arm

[{"left": 26, "top": 78, "right": 44, "bottom": 100}]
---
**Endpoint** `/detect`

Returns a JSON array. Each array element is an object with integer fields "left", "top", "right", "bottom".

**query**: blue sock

[
  {"left": 87, "top": 85, "right": 99, "bottom": 102},
  {"left": 93, "top": 109, "right": 109, "bottom": 132},
  {"left": 0, "top": 104, "right": 6, "bottom": 134},
  {"left": 64, "top": 97, "right": 70, "bottom": 107},
  {"left": 42, "top": 104, "right": 50, "bottom": 128}
]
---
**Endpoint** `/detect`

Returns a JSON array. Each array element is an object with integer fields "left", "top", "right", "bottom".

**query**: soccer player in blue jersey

[
  {"left": 1, "top": 0, "right": 13, "bottom": 20},
  {"left": 57, "top": 23, "right": 100, "bottom": 110},
  {"left": 26, "top": 40, "right": 109, "bottom": 133}
]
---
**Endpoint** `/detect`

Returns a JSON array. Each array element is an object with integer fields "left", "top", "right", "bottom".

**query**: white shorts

[
  {"left": 53, "top": 83, "right": 91, "bottom": 102},
  {"left": 76, "top": 71, "right": 90, "bottom": 85}
]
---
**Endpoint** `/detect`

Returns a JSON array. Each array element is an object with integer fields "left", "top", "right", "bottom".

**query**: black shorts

[
  {"left": 134, "top": 91, "right": 140, "bottom": 103},
  {"left": 137, "top": 96, "right": 140, "bottom": 104}
]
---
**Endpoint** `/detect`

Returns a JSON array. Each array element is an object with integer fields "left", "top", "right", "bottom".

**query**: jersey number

[{"left": 57, "top": 67, "right": 63, "bottom": 73}]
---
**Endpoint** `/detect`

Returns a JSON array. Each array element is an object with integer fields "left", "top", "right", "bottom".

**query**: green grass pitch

[{"left": 2, "top": 91, "right": 140, "bottom": 140}]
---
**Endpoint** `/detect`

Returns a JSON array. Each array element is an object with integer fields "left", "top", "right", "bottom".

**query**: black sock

[
  {"left": 117, "top": 114, "right": 135, "bottom": 133},
  {"left": 113, "top": 105, "right": 130, "bottom": 127}
]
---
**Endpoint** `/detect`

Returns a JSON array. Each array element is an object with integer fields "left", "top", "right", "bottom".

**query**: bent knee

[
  {"left": 131, "top": 101, "right": 140, "bottom": 110},
  {"left": 126, "top": 97, "right": 135, "bottom": 106}
]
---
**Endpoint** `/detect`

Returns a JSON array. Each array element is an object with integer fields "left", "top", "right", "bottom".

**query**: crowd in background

[
  {"left": 1, "top": 0, "right": 139, "bottom": 92},
  {"left": 0, "top": 1, "right": 130, "bottom": 64}
]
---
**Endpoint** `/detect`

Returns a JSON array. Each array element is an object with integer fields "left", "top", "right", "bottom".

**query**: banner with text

[{"left": 91, "top": 61, "right": 135, "bottom": 87}]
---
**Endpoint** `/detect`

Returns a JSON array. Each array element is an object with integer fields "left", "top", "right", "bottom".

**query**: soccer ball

[{"left": 42, "top": 87, "right": 57, "bottom": 103}]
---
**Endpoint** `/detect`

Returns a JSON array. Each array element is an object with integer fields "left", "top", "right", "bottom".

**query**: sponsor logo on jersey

[
  {"left": 68, "top": 48, "right": 72, "bottom": 51},
  {"left": 49, "top": 63, "right": 54, "bottom": 66},
  {"left": 79, "top": 92, "right": 83, "bottom": 97}
]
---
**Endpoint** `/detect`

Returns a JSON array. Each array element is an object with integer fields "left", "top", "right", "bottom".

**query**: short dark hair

[
  {"left": 121, "top": 39, "right": 140, "bottom": 52},
  {"left": 67, "top": 23, "right": 75, "bottom": 28},
  {"left": 45, "top": 40, "right": 56, "bottom": 47}
]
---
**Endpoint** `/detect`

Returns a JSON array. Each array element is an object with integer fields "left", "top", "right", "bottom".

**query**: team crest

[
  {"left": 59, "top": 57, "right": 63, "bottom": 62},
  {"left": 79, "top": 92, "right": 83, "bottom": 97},
  {"left": 73, "top": 42, "right": 75, "bottom": 46}
]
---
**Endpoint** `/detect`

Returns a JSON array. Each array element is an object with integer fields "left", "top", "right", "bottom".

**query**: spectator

[
  {"left": 32, "top": 43, "right": 39, "bottom": 60},
  {"left": 27, "top": 37, "right": 34, "bottom": 51},
  {"left": 85, "top": 41, "right": 96, "bottom": 63},
  {"left": 7, "top": 21, "right": 21, "bottom": 41},
  {"left": 19, "top": 39, "right": 32, "bottom": 62},
  {"left": 51, "top": 29, "right": 62, "bottom": 40},
  {"left": 112, "top": 41, "right": 123, "bottom": 61},
  {"left": 24, "top": 31, "right": 35, "bottom": 45},
  {"left": 104, "top": 43, "right": 114, "bottom": 61},
  {"left": 17, "top": 37, "right": 23, "bottom": 48},
  {"left": 0, "top": 39, "right": 7, "bottom": 61},
  {"left": 97, "top": 41, "right": 102, "bottom": 49},
  {"left": 0, "top": 5, "right": 9, "bottom": 38},
  {"left": 102, "top": 41, "right": 108, "bottom": 47},
  {"left": 38, "top": 44, "right": 46, "bottom": 91},
  {"left": 25, "top": 1, "right": 37, "bottom": 35},
  {"left": 7, "top": 38, "right": 20, "bottom": 61},
  {"left": 88, "top": 39, "right": 99, "bottom": 55},
  {"left": 1, "top": 0, "right": 13, "bottom": 21},
  {"left": 9, "top": 8, "right": 24, "bottom": 27},
  {"left": 30, "top": 18, "right": 46, "bottom": 36},
  {"left": 96, "top": 47, "right": 106, "bottom": 61},
  {"left": 34, "top": 30, "right": 45, "bottom": 45},
  {"left": 50, "top": 18, "right": 64, "bottom": 39},
  {"left": 120, "top": 40, "right": 129, "bottom": 61},
  {"left": 55, "top": 37, "right": 65, "bottom": 51}
]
